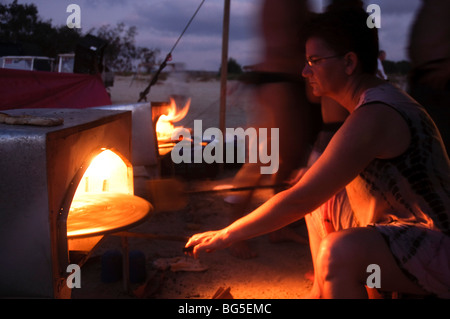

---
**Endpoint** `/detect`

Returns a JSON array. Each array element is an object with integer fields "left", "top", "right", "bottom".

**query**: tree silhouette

[
  {"left": 88, "top": 23, "right": 159, "bottom": 73},
  {"left": 218, "top": 57, "right": 243, "bottom": 77},
  {"left": 0, "top": 0, "right": 82, "bottom": 57},
  {"left": 0, "top": 0, "right": 159, "bottom": 72}
]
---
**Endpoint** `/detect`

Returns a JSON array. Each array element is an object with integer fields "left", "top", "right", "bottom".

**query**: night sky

[{"left": 4, "top": 0, "right": 422, "bottom": 70}]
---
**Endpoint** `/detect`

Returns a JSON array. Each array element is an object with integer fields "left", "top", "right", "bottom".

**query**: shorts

[
  {"left": 305, "top": 189, "right": 358, "bottom": 239},
  {"left": 305, "top": 189, "right": 450, "bottom": 298}
]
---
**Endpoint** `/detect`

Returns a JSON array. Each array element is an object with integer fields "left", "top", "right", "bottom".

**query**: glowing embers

[{"left": 67, "top": 149, "right": 151, "bottom": 239}]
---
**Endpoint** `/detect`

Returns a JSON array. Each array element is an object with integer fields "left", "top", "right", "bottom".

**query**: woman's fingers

[
  {"left": 185, "top": 231, "right": 214, "bottom": 248},
  {"left": 185, "top": 231, "right": 214, "bottom": 257},
  {"left": 185, "top": 230, "right": 227, "bottom": 258}
]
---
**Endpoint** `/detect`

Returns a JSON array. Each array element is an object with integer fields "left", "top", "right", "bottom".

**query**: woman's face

[{"left": 302, "top": 37, "right": 347, "bottom": 97}]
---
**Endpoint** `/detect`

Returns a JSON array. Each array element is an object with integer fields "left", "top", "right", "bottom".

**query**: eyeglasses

[{"left": 305, "top": 54, "right": 343, "bottom": 67}]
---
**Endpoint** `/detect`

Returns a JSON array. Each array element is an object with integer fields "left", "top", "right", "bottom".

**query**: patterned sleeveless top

[
  {"left": 347, "top": 83, "right": 450, "bottom": 235},
  {"left": 343, "top": 83, "right": 450, "bottom": 296}
]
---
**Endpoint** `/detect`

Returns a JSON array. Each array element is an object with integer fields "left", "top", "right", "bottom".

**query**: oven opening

[{"left": 65, "top": 148, "right": 151, "bottom": 266}]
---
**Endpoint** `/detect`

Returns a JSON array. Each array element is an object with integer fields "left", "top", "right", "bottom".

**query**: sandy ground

[{"left": 71, "top": 74, "right": 314, "bottom": 299}]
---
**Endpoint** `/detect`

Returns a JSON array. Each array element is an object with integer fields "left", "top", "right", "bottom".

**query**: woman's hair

[{"left": 302, "top": 7, "right": 379, "bottom": 75}]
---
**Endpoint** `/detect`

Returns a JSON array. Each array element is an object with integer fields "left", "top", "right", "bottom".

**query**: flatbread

[
  {"left": 67, "top": 193, "right": 151, "bottom": 238},
  {"left": 0, "top": 112, "right": 64, "bottom": 126},
  {"left": 153, "top": 256, "right": 208, "bottom": 272}
]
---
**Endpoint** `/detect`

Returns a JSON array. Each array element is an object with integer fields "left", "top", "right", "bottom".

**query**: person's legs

[
  {"left": 304, "top": 211, "right": 324, "bottom": 298},
  {"left": 315, "top": 227, "right": 428, "bottom": 298},
  {"left": 304, "top": 189, "right": 354, "bottom": 298}
]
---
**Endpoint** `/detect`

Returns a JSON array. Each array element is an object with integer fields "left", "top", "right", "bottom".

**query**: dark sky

[{"left": 6, "top": 0, "right": 422, "bottom": 70}]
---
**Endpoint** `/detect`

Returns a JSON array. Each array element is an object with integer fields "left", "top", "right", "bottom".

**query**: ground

[
  {"left": 70, "top": 74, "right": 314, "bottom": 299},
  {"left": 71, "top": 172, "right": 313, "bottom": 299}
]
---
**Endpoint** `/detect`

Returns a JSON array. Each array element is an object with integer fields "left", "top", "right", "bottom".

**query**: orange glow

[
  {"left": 67, "top": 149, "right": 150, "bottom": 239},
  {"left": 156, "top": 97, "right": 190, "bottom": 142},
  {"left": 73, "top": 149, "right": 132, "bottom": 197},
  {"left": 67, "top": 193, "right": 150, "bottom": 238}
]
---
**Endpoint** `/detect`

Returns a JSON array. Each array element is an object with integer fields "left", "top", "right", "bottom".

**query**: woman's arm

[{"left": 186, "top": 103, "right": 411, "bottom": 257}]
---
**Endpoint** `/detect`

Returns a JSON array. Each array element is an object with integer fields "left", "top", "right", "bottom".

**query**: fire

[
  {"left": 67, "top": 149, "right": 149, "bottom": 239},
  {"left": 156, "top": 97, "right": 191, "bottom": 142},
  {"left": 73, "top": 149, "right": 132, "bottom": 197}
]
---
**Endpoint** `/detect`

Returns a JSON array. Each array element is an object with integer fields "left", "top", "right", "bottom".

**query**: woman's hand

[{"left": 185, "top": 229, "right": 231, "bottom": 258}]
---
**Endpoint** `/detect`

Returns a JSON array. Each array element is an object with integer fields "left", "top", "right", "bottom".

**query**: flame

[
  {"left": 73, "top": 149, "right": 132, "bottom": 197},
  {"left": 156, "top": 97, "right": 190, "bottom": 141},
  {"left": 67, "top": 149, "right": 139, "bottom": 240}
]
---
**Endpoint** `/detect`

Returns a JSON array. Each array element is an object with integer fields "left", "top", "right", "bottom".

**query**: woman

[{"left": 186, "top": 8, "right": 450, "bottom": 298}]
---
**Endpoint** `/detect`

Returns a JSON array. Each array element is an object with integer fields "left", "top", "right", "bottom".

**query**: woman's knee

[{"left": 315, "top": 229, "right": 369, "bottom": 283}]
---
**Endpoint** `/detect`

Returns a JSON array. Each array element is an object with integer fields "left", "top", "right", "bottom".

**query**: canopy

[{"left": 0, "top": 68, "right": 111, "bottom": 110}]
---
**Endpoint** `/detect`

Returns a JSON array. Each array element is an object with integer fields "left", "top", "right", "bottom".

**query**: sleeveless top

[{"left": 348, "top": 83, "right": 450, "bottom": 296}]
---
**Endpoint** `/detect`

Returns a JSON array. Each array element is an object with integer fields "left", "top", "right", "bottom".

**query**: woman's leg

[
  {"left": 303, "top": 189, "right": 354, "bottom": 298},
  {"left": 304, "top": 212, "right": 323, "bottom": 298},
  {"left": 316, "top": 227, "right": 428, "bottom": 298}
]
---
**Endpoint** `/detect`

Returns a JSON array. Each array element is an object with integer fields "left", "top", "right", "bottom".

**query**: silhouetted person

[
  {"left": 408, "top": 0, "right": 450, "bottom": 155},
  {"left": 226, "top": 0, "right": 322, "bottom": 258}
]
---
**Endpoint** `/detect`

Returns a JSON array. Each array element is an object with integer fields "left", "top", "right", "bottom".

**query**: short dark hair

[{"left": 302, "top": 7, "right": 379, "bottom": 75}]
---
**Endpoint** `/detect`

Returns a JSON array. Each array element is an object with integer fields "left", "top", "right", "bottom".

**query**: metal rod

[
  {"left": 121, "top": 236, "right": 130, "bottom": 294},
  {"left": 137, "top": 0, "right": 206, "bottom": 102},
  {"left": 113, "top": 231, "right": 189, "bottom": 242},
  {"left": 169, "top": 0, "right": 206, "bottom": 55}
]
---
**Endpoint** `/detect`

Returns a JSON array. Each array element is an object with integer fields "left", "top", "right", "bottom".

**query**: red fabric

[{"left": 0, "top": 68, "right": 112, "bottom": 110}]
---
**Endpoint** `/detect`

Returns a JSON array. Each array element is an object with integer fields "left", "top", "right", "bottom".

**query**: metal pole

[
  {"left": 219, "top": 0, "right": 230, "bottom": 136},
  {"left": 219, "top": 0, "right": 230, "bottom": 172}
]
